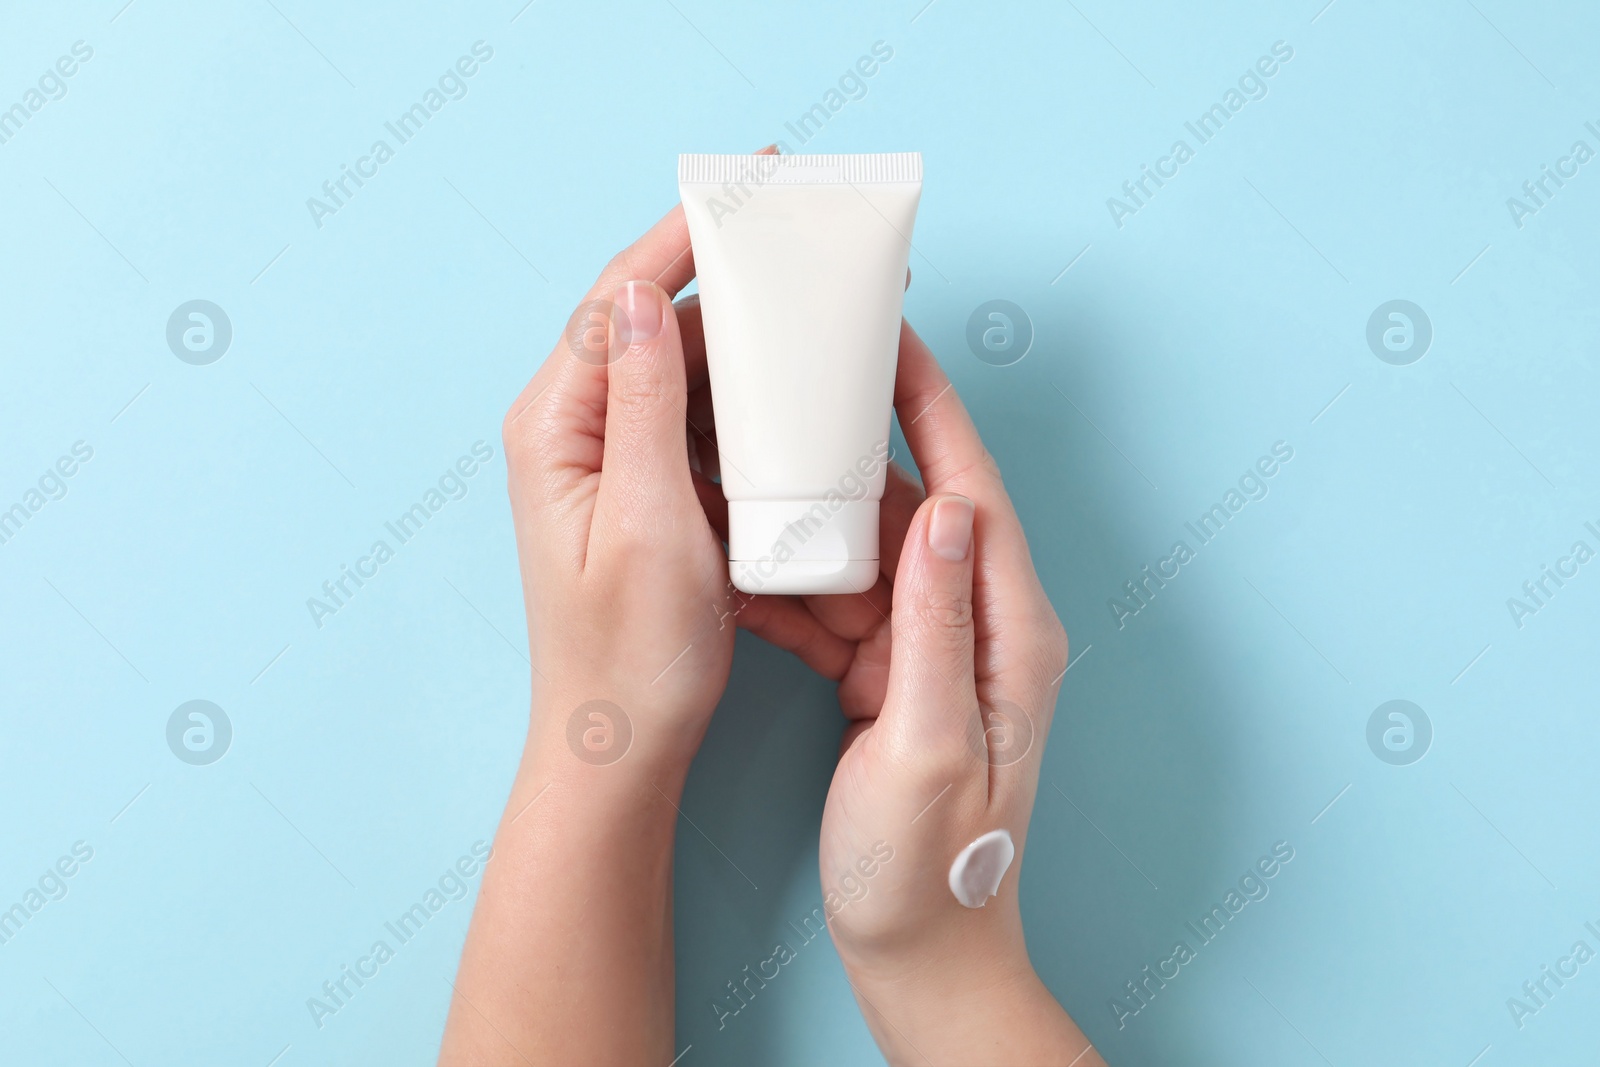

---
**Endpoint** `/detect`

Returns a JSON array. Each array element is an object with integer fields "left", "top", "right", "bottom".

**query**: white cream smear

[{"left": 947, "top": 829, "right": 1015, "bottom": 908}]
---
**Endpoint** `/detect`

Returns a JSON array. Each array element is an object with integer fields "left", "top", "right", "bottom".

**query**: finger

[
  {"left": 800, "top": 463, "right": 928, "bottom": 655},
  {"left": 895, "top": 323, "right": 1069, "bottom": 722},
  {"left": 875, "top": 461, "right": 927, "bottom": 580},
  {"left": 550, "top": 203, "right": 705, "bottom": 404},
  {"left": 692, "top": 472, "right": 861, "bottom": 683},
  {"left": 893, "top": 320, "right": 1045, "bottom": 622},
  {"left": 733, "top": 592, "right": 855, "bottom": 681},
  {"left": 503, "top": 150, "right": 778, "bottom": 560},
  {"left": 692, "top": 470, "right": 727, "bottom": 535},
  {"left": 504, "top": 203, "right": 706, "bottom": 523},
  {"left": 594, "top": 281, "right": 697, "bottom": 521},
  {"left": 694, "top": 482, "right": 861, "bottom": 682},
  {"left": 880, "top": 494, "right": 980, "bottom": 746},
  {"left": 591, "top": 201, "right": 702, "bottom": 304},
  {"left": 803, "top": 575, "right": 893, "bottom": 642},
  {"left": 839, "top": 719, "right": 874, "bottom": 760},
  {"left": 674, "top": 295, "right": 710, "bottom": 393},
  {"left": 685, "top": 380, "right": 718, "bottom": 479},
  {"left": 514, "top": 143, "right": 778, "bottom": 444},
  {"left": 800, "top": 464, "right": 921, "bottom": 643},
  {"left": 893, "top": 321, "right": 1005, "bottom": 496},
  {"left": 891, "top": 322, "right": 1044, "bottom": 594},
  {"left": 837, "top": 615, "right": 892, "bottom": 721}
]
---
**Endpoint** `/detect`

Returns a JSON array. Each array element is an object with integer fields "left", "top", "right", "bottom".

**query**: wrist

[
  {"left": 843, "top": 947, "right": 1090, "bottom": 1067},
  {"left": 453, "top": 705, "right": 688, "bottom": 1067},
  {"left": 501, "top": 691, "right": 699, "bottom": 858},
  {"left": 844, "top": 935, "right": 1035, "bottom": 1014},
  {"left": 525, "top": 678, "right": 711, "bottom": 784},
  {"left": 514, "top": 727, "right": 691, "bottom": 816}
]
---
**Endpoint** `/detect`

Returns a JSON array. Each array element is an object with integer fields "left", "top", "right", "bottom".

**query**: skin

[{"left": 439, "top": 160, "right": 1103, "bottom": 1066}]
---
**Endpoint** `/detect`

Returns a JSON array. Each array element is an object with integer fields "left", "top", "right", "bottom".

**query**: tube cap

[{"left": 728, "top": 499, "right": 879, "bottom": 595}]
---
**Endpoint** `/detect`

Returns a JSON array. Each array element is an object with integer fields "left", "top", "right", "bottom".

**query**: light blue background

[{"left": 2, "top": 1, "right": 1597, "bottom": 1064}]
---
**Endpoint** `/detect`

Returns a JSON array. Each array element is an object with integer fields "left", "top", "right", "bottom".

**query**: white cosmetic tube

[{"left": 679, "top": 152, "right": 922, "bottom": 595}]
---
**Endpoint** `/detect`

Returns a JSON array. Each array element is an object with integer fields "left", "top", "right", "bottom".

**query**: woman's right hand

[
  {"left": 809, "top": 323, "right": 1101, "bottom": 1066},
  {"left": 688, "top": 311, "right": 1102, "bottom": 1064}
]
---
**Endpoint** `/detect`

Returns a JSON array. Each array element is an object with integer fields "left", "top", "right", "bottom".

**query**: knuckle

[
  {"left": 1045, "top": 611, "right": 1070, "bottom": 658},
  {"left": 1025, "top": 614, "right": 1071, "bottom": 686},
  {"left": 501, "top": 392, "right": 550, "bottom": 466},
  {"left": 502, "top": 381, "right": 578, "bottom": 477},
  {"left": 924, "top": 449, "right": 1004, "bottom": 496},
  {"left": 612, "top": 360, "right": 668, "bottom": 410},
  {"left": 907, "top": 730, "right": 978, "bottom": 791},
  {"left": 604, "top": 503, "right": 657, "bottom": 552},
  {"left": 601, "top": 249, "right": 637, "bottom": 284},
  {"left": 922, "top": 586, "right": 974, "bottom": 636},
  {"left": 501, "top": 405, "right": 533, "bottom": 466},
  {"left": 976, "top": 446, "right": 1004, "bottom": 483},
  {"left": 897, "top": 596, "right": 973, "bottom": 664}
]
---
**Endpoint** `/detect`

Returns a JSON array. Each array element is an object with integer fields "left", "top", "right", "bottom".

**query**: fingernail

[
  {"left": 928, "top": 495, "right": 974, "bottom": 562},
  {"left": 617, "top": 281, "right": 663, "bottom": 346}
]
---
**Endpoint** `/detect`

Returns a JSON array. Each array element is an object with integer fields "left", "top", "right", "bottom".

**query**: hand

[
  {"left": 503, "top": 213, "right": 736, "bottom": 769},
  {"left": 446, "top": 196, "right": 803, "bottom": 1066},
  {"left": 443, "top": 169, "right": 907, "bottom": 1066},
  {"left": 506, "top": 148, "right": 856, "bottom": 770},
  {"left": 793, "top": 325, "right": 1101, "bottom": 1064}
]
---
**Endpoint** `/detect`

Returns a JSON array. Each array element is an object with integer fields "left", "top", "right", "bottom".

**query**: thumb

[
  {"left": 596, "top": 279, "right": 695, "bottom": 518},
  {"left": 881, "top": 493, "right": 979, "bottom": 746}
]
